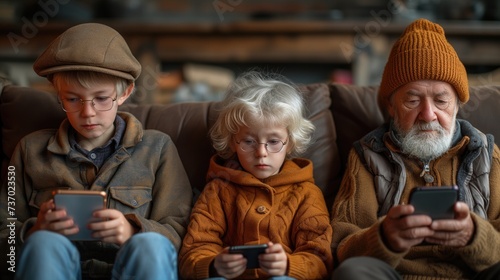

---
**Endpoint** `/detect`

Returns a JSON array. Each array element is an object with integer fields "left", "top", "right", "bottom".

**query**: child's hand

[
  {"left": 259, "top": 242, "right": 288, "bottom": 276},
  {"left": 29, "top": 199, "right": 78, "bottom": 237},
  {"left": 88, "top": 209, "right": 135, "bottom": 245},
  {"left": 213, "top": 247, "right": 246, "bottom": 279}
]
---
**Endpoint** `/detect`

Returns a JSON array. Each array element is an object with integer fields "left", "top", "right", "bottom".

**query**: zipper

[{"left": 420, "top": 161, "right": 435, "bottom": 184}]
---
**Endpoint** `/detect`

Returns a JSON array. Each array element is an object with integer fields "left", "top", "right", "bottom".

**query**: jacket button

[
  {"left": 131, "top": 200, "right": 138, "bottom": 206},
  {"left": 256, "top": 205, "right": 267, "bottom": 214}
]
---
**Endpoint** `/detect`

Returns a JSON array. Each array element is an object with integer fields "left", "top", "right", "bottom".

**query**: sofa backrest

[
  {"left": 0, "top": 83, "right": 340, "bottom": 207},
  {"left": 3, "top": 83, "right": 500, "bottom": 209}
]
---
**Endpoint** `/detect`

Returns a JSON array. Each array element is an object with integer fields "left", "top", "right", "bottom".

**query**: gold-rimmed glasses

[
  {"left": 59, "top": 95, "right": 117, "bottom": 113},
  {"left": 235, "top": 138, "right": 288, "bottom": 153}
]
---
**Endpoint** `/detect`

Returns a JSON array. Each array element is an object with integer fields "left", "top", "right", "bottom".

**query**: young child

[
  {"left": 178, "top": 71, "right": 333, "bottom": 279},
  {"left": 0, "top": 23, "right": 192, "bottom": 280}
]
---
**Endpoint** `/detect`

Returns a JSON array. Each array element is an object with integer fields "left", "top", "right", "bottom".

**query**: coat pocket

[{"left": 108, "top": 186, "right": 152, "bottom": 217}]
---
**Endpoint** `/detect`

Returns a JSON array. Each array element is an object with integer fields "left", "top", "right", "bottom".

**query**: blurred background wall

[{"left": 1, "top": 0, "right": 499, "bottom": 104}]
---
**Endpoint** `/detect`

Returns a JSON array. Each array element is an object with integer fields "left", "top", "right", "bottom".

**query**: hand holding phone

[
  {"left": 409, "top": 186, "right": 458, "bottom": 220},
  {"left": 52, "top": 190, "right": 106, "bottom": 240},
  {"left": 228, "top": 244, "right": 268, "bottom": 269}
]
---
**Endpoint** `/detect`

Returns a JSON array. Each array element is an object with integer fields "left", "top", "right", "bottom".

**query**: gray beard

[{"left": 394, "top": 120, "right": 455, "bottom": 161}]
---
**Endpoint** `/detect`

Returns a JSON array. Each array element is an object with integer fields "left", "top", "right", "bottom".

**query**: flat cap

[{"left": 33, "top": 23, "right": 141, "bottom": 81}]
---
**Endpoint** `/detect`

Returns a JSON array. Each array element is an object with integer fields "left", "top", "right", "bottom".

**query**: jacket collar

[{"left": 47, "top": 111, "right": 143, "bottom": 155}]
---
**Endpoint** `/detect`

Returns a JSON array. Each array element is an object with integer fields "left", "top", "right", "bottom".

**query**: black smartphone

[
  {"left": 409, "top": 186, "right": 458, "bottom": 220},
  {"left": 228, "top": 244, "right": 268, "bottom": 269},
  {"left": 52, "top": 190, "right": 107, "bottom": 240}
]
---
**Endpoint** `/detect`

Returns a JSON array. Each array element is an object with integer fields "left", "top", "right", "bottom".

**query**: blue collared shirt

[{"left": 69, "top": 115, "right": 126, "bottom": 169}]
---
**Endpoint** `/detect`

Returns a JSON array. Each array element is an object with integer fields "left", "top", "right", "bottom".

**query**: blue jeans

[
  {"left": 332, "top": 256, "right": 401, "bottom": 280},
  {"left": 15, "top": 231, "right": 178, "bottom": 280},
  {"left": 333, "top": 256, "right": 500, "bottom": 280}
]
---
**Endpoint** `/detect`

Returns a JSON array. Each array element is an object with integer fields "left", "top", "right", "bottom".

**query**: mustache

[{"left": 415, "top": 121, "right": 444, "bottom": 132}]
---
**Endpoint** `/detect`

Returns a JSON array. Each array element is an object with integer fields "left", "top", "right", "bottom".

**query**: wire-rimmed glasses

[
  {"left": 59, "top": 95, "right": 118, "bottom": 113},
  {"left": 235, "top": 138, "right": 288, "bottom": 153}
]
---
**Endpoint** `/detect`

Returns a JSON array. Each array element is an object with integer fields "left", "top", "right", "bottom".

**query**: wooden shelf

[
  {"left": 1, "top": 19, "right": 499, "bottom": 102},
  {"left": 1, "top": 19, "right": 499, "bottom": 64}
]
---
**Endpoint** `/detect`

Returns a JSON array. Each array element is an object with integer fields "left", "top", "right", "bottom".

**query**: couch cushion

[
  {"left": 1, "top": 86, "right": 66, "bottom": 159},
  {"left": 329, "top": 83, "right": 386, "bottom": 170},
  {"left": 298, "top": 83, "right": 340, "bottom": 207},
  {"left": 458, "top": 85, "right": 500, "bottom": 143}
]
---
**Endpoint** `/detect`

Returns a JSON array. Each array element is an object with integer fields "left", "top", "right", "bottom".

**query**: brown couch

[
  {"left": 2, "top": 82, "right": 500, "bottom": 279},
  {"left": 2, "top": 83, "right": 500, "bottom": 211}
]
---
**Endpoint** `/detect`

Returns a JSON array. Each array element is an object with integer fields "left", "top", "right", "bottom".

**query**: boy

[{"left": 0, "top": 23, "right": 192, "bottom": 280}]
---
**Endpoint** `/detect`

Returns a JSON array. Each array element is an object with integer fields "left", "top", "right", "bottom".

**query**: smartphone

[
  {"left": 52, "top": 190, "right": 107, "bottom": 240},
  {"left": 409, "top": 186, "right": 458, "bottom": 220},
  {"left": 228, "top": 244, "right": 268, "bottom": 269}
]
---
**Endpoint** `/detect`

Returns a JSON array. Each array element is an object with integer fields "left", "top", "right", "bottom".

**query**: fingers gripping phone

[
  {"left": 229, "top": 244, "right": 268, "bottom": 269},
  {"left": 52, "top": 190, "right": 106, "bottom": 240},
  {"left": 409, "top": 186, "right": 459, "bottom": 220}
]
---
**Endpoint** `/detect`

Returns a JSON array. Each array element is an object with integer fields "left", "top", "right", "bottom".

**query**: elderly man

[{"left": 330, "top": 18, "right": 500, "bottom": 279}]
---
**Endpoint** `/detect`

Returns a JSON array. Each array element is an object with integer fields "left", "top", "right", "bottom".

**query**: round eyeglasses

[
  {"left": 59, "top": 96, "right": 117, "bottom": 113},
  {"left": 235, "top": 138, "right": 288, "bottom": 153}
]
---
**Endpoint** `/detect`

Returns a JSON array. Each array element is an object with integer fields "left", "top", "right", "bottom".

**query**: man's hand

[
  {"left": 382, "top": 204, "right": 434, "bottom": 252},
  {"left": 425, "top": 202, "right": 474, "bottom": 246}
]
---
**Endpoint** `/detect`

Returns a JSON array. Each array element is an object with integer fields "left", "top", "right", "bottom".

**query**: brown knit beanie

[
  {"left": 33, "top": 23, "right": 141, "bottom": 82},
  {"left": 378, "top": 18, "right": 468, "bottom": 112}
]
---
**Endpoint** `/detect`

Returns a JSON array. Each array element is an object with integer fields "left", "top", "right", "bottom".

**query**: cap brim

[{"left": 37, "top": 65, "right": 136, "bottom": 81}]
